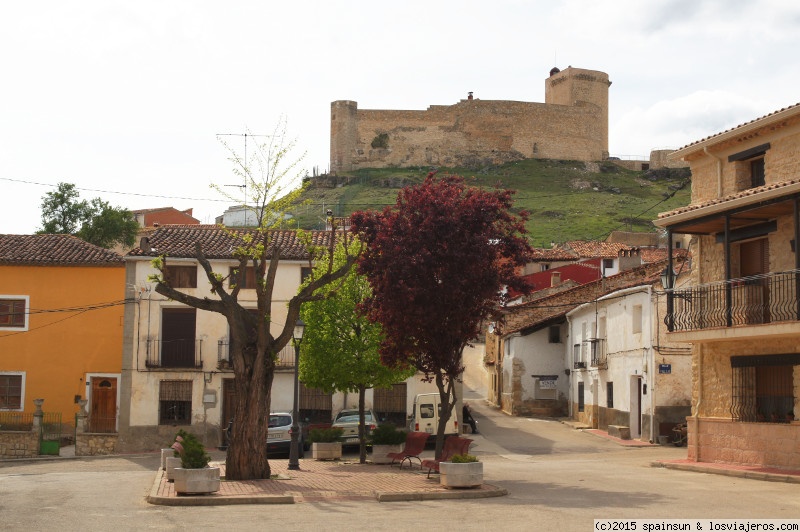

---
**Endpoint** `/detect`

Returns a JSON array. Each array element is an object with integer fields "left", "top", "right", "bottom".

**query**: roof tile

[{"left": 0, "top": 234, "right": 124, "bottom": 266}]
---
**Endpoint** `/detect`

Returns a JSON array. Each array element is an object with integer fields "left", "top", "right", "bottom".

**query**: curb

[
  {"left": 652, "top": 461, "right": 800, "bottom": 484},
  {"left": 376, "top": 484, "right": 508, "bottom": 502}
]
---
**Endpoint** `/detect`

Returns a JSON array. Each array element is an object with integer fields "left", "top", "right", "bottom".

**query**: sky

[{"left": 2, "top": 0, "right": 799, "bottom": 235}]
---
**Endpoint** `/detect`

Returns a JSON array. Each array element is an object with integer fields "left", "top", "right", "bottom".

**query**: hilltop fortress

[{"left": 330, "top": 66, "right": 611, "bottom": 173}]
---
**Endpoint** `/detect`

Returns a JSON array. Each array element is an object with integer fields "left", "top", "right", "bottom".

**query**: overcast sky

[{"left": 2, "top": 0, "right": 798, "bottom": 235}]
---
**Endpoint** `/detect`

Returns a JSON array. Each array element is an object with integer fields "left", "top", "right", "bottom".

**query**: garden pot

[
  {"left": 439, "top": 461, "right": 483, "bottom": 488},
  {"left": 160, "top": 448, "right": 173, "bottom": 469},
  {"left": 311, "top": 442, "right": 342, "bottom": 460},
  {"left": 165, "top": 456, "right": 182, "bottom": 481},
  {"left": 173, "top": 466, "right": 221, "bottom": 495},
  {"left": 370, "top": 444, "right": 403, "bottom": 464}
]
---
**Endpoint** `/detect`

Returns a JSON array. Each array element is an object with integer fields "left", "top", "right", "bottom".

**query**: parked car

[
  {"left": 331, "top": 409, "right": 377, "bottom": 446},
  {"left": 226, "top": 412, "right": 305, "bottom": 457}
]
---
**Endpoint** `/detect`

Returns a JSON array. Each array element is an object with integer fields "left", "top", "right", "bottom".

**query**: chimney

[
  {"left": 618, "top": 247, "right": 642, "bottom": 272},
  {"left": 140, "top": 237, "right": 151, "bottom": 253},
  {"left": 551, "top": 271, "right": 561, "bottom": 288}
]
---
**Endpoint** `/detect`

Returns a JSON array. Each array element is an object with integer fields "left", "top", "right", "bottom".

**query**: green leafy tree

[
  {"left": 351, "top": 173, "right": 533, "bottom": 458},
  {"left": 38, "top": 182, "right": 138, "bottom": 248},
  {"left": 299, "top": 239, "right": 415, "bottom": 464},
  {"left": 150, "top": 120, "right": 359, "bottom": 480}
]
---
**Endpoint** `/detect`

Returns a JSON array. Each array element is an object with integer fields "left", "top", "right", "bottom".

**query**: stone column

[
  {"left": 76, "top": 399, "right": 89, "bottom": 434},
  {"left": 32, "top": 398, "right": 44, "bottom": 430}
]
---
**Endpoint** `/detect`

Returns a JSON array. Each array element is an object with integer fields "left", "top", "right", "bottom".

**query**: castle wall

[{"left": 330, "top": 67, "right": 610, "bottom": 173}]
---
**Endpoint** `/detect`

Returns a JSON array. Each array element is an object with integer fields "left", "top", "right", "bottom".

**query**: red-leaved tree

[{"left": 350, "top": 173, "right": 533, "bottom": 457}]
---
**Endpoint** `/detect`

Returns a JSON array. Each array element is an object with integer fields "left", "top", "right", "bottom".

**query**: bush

[
  {"left": 450, "top": 453, "right": 479, "bottom": 463},
  {"left": 307, "top": 427, "right": 344, "bottom": 443},
  {"left": 369, "top": 424, "right": 407, "bottom": 445},
  {"left": 172, "top": 431, "right": 211, "bottom": 469}
]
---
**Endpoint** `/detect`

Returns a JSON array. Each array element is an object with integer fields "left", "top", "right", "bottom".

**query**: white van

[{"left": 408, "top": 393, "right": 458, "bottom": 438}]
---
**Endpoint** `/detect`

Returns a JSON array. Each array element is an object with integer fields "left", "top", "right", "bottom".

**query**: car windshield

[
  {"left": 335, "top": 413, "right": 373, "bottom": 424},
  {"left": 268, "top": 415, "right": 291, "bottom": 428}
]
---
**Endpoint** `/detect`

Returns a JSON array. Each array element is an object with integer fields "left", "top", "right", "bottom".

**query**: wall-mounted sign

[
  {"left": 533, "top": 375, "right": 558, "bottom": 389},
  {"left": 659, "top": 364, "right": 672, "bottom": 374}
]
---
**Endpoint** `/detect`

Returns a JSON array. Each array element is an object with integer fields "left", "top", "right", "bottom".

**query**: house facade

[
  {"left": 567, "top": 282, "right": 691, "bottom": 441},
  {"left": 655, "top": 103, "right": 800, "bottom": 469},
  {"left": 0, "top": 234, "right": 124, "bottom": 433}
]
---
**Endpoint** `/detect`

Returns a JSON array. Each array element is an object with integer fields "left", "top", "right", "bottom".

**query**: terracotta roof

[
  {"left": 0, "top": 234, "right": 124, "bottom": 266},
  {"left": 499, "top": 259, "right": 674, "bottom": 336},
  {"left": 673, "top": 102, "right": 800, "bottom": 155},
  {"left": 126, "top": 225, "right": 334, "bottom": 260},
  {"left": 529, "top": 247, "right": 579, "bottom": 261},
  {"left": 638, "top": 247, "right": 690, "bottom": 264},
  {"left": 657, "top": 178, "right": 800, "bottom": 221},
  {"left": 561, "top": 240, "right": 632, "bottom": 259}
]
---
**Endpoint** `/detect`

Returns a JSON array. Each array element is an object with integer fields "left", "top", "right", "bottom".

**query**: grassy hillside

[{"left": 291, "top": 159, "right": 691, "bottom": 247}]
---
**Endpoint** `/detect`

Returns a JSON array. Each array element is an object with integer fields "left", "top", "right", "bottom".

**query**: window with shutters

[
  {"left": 0, "top": 373, "right": 24, "bottom": 411},
  {"left": 0, "top": 297, "right": 28, "bottom": 331},
  {"left": 165, "top": 265, "right": 197, "bottom": 288},
  {"left": 159, "top": 380, "right": 192, "bottom": 425},
  {"left": 229, "top": 266, "right": 257, "bottom": 289},
  {"left": 731, "top": 354, "right": 798, "bottom": 423}
]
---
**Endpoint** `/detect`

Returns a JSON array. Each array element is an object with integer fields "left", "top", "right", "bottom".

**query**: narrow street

[{"left": 1, "top": 400, "right": 798, "bottom": 531}]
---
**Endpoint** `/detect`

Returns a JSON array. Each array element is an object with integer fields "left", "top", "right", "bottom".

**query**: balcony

[
  {"left": 588, "top": 338, "right": 607, "bottom": 368},
  {"left": 666, "top": 270, "right": 800, "bottom": 335},
  {"left": 144, "top": 339, "right": 203, "bottom": 369},
  {"left": 217, "top": 340, "right": 296, "bottom": 370}
]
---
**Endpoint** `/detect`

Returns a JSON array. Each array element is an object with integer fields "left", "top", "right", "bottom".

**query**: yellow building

[
  {"left": 0, "top": 234, "right": 124, "bottom": 433},
  {"left": 655, "top": 103, "right": 800, "bottom": 470}
]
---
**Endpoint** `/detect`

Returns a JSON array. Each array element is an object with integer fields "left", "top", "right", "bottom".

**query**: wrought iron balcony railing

[
  {"left": 588, "top": 338, "right": 607, "bottom": 368},
  {"left": 665, "top": 269, "right": 800, "bottom": 332},
  {"left": 144, "top": 339, "right": 203, "bottom": 369},
  {"left": 217, "top": 340, "right": 296, "bottom": 370}
]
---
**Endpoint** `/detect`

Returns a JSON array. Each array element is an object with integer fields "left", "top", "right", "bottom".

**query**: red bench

[
  {"left": 386, "top": 431, "right": 429, "bottom": 469},
  {"left": 421, "top": 435, "right": 473, "bottom": 478}
]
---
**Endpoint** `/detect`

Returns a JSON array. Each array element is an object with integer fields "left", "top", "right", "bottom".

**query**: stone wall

[
  {"left": 0, "top": 431, "right": 39, "bottom": 458},
  {"left": 75, "top": 433, "right": 118, "bottom": 456},
  {"left": 331, "top": 67, "right": 610, "bottom": 173}
]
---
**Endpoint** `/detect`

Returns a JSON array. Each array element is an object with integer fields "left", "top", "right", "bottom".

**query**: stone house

[
  {"left": 655, "top": 102, "right": 800, "bottom": 469},
  {"left": 566, "top": 280, "right": 691, "bottom": 442},
  {"left": 117, "top": 225, "right": 453, "bottom": 451},
  {"left": 486, "top": 257, "right": 682, "bottom": 418},
  {"left": 0, "top": 234, "right": 124, "bottom": 436}
]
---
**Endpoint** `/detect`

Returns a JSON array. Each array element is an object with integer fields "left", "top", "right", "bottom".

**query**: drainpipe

[
  {"left": 704, "top": 146, "right": 723, "bottom": 198},
  {"left": 566, "top": 313, "right": 573, "bottom": 419}
]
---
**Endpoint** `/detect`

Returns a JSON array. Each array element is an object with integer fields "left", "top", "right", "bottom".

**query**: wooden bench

[{"left": 421, "top": 436, "right": 473, "bottom": 478}]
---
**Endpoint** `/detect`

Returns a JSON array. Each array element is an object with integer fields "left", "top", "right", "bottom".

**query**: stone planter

[
  {"left": 160, "top": 448, "right": 173, "bottom": 470},
  {"left": 311, "top": 442, "right": 342, "bottom": 460},
  {"left": 370, "top": 444, "right": 403, "bottom": 464},
  {"left": 439, "top": 461, "right": 483, "bottom": 488},
  {"left": 165, "top": 456, "right": 182, "bottom": 481},
  {"left": 173, "top": 467, "right": 221, "bottom": 495}
]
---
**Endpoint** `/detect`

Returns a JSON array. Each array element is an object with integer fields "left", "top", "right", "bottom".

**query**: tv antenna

[{"left": 216, "top": 132, "right": 270, "bottom": 207}]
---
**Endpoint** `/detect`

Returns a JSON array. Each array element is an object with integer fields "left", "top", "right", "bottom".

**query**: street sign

[{"left": 659, "top": 364, "right": 672, "bottom": 374}]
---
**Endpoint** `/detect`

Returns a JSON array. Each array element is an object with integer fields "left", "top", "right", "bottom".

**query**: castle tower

[
  {"left": 330, "top": 100, "right": 358, "bottom": 174},
  {"left": 545, "top": 67, "right": 611, "bottom": 158}
]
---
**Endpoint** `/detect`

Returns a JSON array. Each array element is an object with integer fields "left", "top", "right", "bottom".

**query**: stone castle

[{"left": 330, "top": 66, "right": 611, "bottom": 173}]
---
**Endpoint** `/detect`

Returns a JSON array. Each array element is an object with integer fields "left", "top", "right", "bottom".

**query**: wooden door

[
  {"left": 90, "top": 378, "right": 117, "bottom": 433},
  {"left": 740, "top": 239, "right": 770, "bottom": 324}
]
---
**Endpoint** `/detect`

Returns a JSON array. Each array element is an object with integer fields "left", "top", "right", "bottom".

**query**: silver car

[
  {"left": 331, "top": 409, "right": 377, "bottom": 446},
  {"left": 266, "top": 412, "right": 304, "bottom": 457}
]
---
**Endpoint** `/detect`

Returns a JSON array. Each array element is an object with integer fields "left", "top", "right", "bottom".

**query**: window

[
  {"left": 164, "top": 265, "right": 197, "bottom": 288},
  {"left": 0, "top": 373, "right": 24, "bottom": 411},
  {"left": 573, "top": 343, "right": 583, "bottom": 369},
  {"left": 548, "top": 325, "right": 561, "bottom": 343},
  {"left": 541, "top": 263, "right": 550, "bottom": 272},
  {"left": 731, "top": 354, "right": 798, "bottom": 423},
  {"left": 301, "top": 267, "right": 313, "bottom": 284},
  {"left": 607, "top": 382, "right": 614, "bottom": 409},
  {"left": 729, "top": 143, "right": 769, "bottom": 191},
  {"left": 578, "top": 382, "right": 585, "bottom": 412},
  {"left": 159, "top": 380, "right": 192, "bottom": 425},
  {"left": 160, "top": 308, "right": 197, "bottom": 368},
  {"left": 632, "top": 305, "right": 643, "bottom": 334},
  {"left": 229, "top": 266, "right": 257, "bottom": 289},
  {"left": 602, "top": 258, "right": 614, "bottom": 270},
  {"left": 0, "top": 297, "right": 28, "bottom": 331},
  {"left": 750, "top": 157, "right": 765, "bottom": 188}
]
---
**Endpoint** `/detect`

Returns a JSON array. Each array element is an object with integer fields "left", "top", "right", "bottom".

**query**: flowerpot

[
  {"left": 160, "top": 448, "right": 173, "bottom": 470},
  {"left": 173, "top": 467, "right": 221, "bottom": 495},
  {"left": 370, "top": 444, "right": 403, "bottom": 464},
  {"left": 165, "top": 456, "right": 182, "bottom": 481},
  {"left": 311, "top": 442, "right": 342, "bottom": 460},
  {"left": 439, "top": 461, "right": 483, "bottom": 488}
]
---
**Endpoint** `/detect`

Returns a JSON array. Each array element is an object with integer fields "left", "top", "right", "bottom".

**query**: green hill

[{"left": 292, "top": 159, "right": 691, "bottom": 247}]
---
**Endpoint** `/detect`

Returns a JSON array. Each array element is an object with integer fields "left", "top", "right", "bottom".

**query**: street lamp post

[{"left": 288, "top": 318, "right": 305, "bottom": 470}]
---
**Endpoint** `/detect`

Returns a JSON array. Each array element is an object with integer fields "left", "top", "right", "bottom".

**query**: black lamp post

[{"left": 288, "top": 318, "right": 305, "bottom": 470}]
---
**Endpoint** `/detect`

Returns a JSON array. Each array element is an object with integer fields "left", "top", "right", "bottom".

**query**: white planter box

[
  {"left": 160, "top": 448, "right": 173, "bottom": 470},
  {"left": 173, "top": 467, "right": 221, "bottom": 495},
  {"left": 165, "top": 456, "right": 182, "bottom": 481},
  {"left": 439, "top": 461, "right": 483, "bottom": 488},
  {"left": 311, "top": 442, "right": 342, "bottom": 460},
  {"left": 370, "top": 444, "right": 403, "bottom": 464}
]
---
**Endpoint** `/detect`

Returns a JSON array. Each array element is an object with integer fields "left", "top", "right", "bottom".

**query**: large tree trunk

[
  {"left": 434, "top": 373, "right": 456, "bottom": 460},
  {"left": 225, "top": 341, "right": 275, "bottom": 480}
]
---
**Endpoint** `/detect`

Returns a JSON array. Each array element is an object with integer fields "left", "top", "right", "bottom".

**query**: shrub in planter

[
  {"left": 308, "top": 427, "right": 344, "bottom": 460},
  {"left": 369, "top": 424, "right": 406, "bottom": 465},
  {"left": 440, "top": 453, "right": 482, "bottom": 489},
  {"left": 170, "top": 431, "right": 219, "bottom": 494}
]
